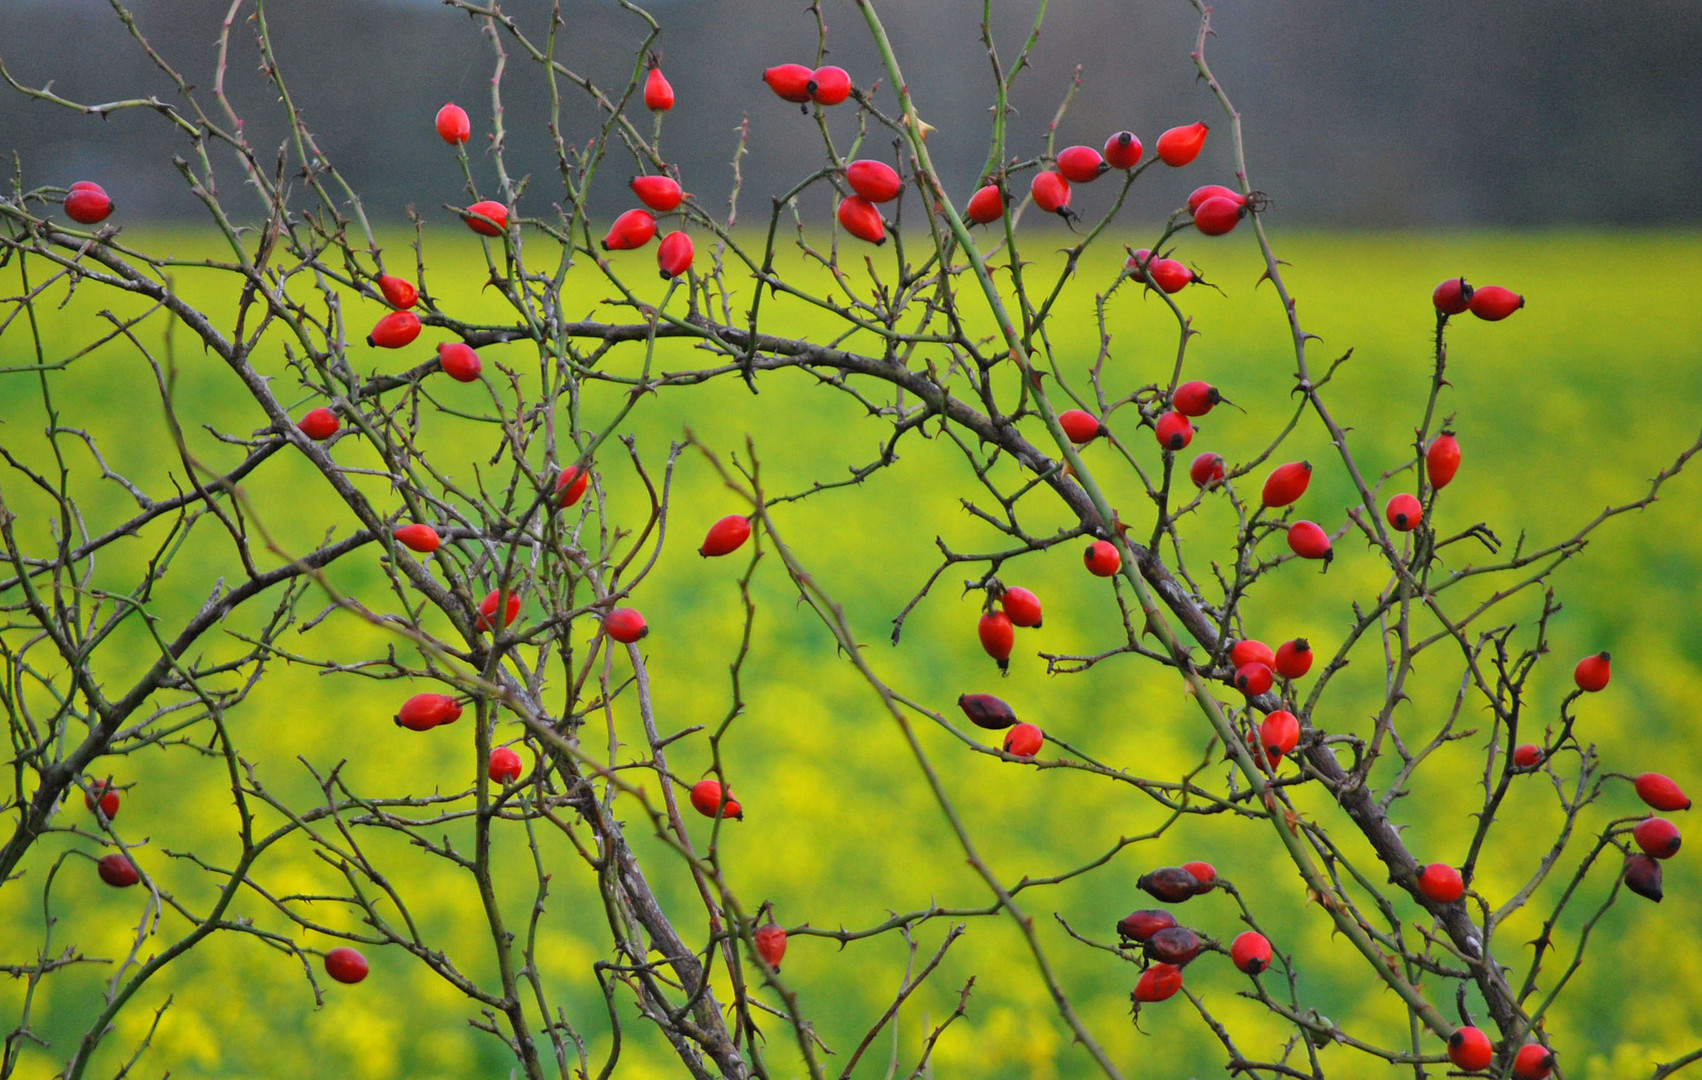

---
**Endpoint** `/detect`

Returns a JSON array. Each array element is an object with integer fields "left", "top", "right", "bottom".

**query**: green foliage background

[{"left": 3, "top": 228, "right": 1701, "bottom": 1079}]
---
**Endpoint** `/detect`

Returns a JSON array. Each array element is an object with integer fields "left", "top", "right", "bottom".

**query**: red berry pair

[
  {"left": 395, "top": 692, "right": 462, "bottom": 732},
  {"left": 1432, "top": 277, "right": 1524, "bottom": 321},
  {"left": 763, "top": 63, "right": 852, "bottom": 107}
]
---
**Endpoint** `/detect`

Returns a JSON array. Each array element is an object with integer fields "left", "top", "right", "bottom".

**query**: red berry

[
  {"left": 436, "top": 103, "right": 471, "bottom": 145},
  {"left": 1030, "top": 170, "right": 1071, "bottom": 216},
  {"left": 1103, "top": 130, "right": 1144, "bottom": 170},
  {"left": 1448, "top": 1026, "right": 1494, "bottom": 1071},
  {"left": 1636, "top": 772, "right": 1692, "bottom": 812},
  {"left": 366, "top": 311, "right": 421, "bottom": 349},
  {"left": 699, "top": 515, "right": 751, "bottom": 557},
  {"left": 1469, "top": 285, "right": 1524, "bottom": 321},
  {"left": 1511, "top": 1044, "right": 1555, "bottom": 1080},
  {"left": 657, "top": 231, "right": 695, "bottom": 280},
  {"left": 837, "top": 196, "right": 887, "bottom": 245},
  {"left": 1180, "top": 861, "right": 1216, "bottom": 892},
  {"left": 957, "top": 693, "right": 1018, "bottom": 730},
  {"left": 556, "top": 465, "right": 591, "bottom": 509},
  {"left": 808, "top": 65, "right": 852, "bottom": 106},
  {"left": 603, "top": 208, "right": 657, "bottom": 251},
  {"left": 1432, "top": 277, "right": 1473, "bottom": 315},
  {"left": 64, "top": 181, "right": 114, "bottom": 224},
  {"left": 966, "top": 184, "right": 1005, "bottom": 225},
  {"left": 1624, "top": 852, "right": 1664, "bottom": 902},
  {"left": 1230, "top": 931, "right": 1273, "bottom": 976},
  {"left": 1133, "top": 962, "right": 1183, "bottom": 1002},
  {"left": 463, "top": 200, "right": 509, "bottom": 236},
  {"left": 476, "top": 588, "right": 522, "bottom": 632},
  {"left": 846, "top": 160, "right": 902, "bottom": 203},
  {"left": 1059, "top": 409, "right": 1105, "bottom": 444},
  {"left": 978, "top": 611, "right": 1015, "bottom": 672},
  {"left": 84, "top": 782, "right": 120, "bottom": 821},
  {"left": 1234, "top": 663, "right": 1273, "bottom": 698},
  {"left": 1274, "top": 638, "right": 1313, "bottom": 679},
  {"left": 630, "top": 175, "right": 684, "bottom": 212},
  {"left": 298, "top": 408, "right": 340, "bottom": 441},
  {"left": 1427, "top": 432, "right": 1461, "bottom": 488},
  {"left": 754, "top": 923, "right": 788, "bottom": 970},
  {"left": 1512, "top": 743, "right": 1543, "bottom": 768},
  {"left": 1138, "top": 867, "right": 1201, "bottom": 903},
  {"left": 324, "top": 947, "right": 370, "bottom": 985},
  {"left": 689, "top": 778, "right": 742, "bottom": 820},
  {"left": 1386, "top": 493, "right": 1423, "bottom": 532},
  {"left": 394, "top": 523, "right": 441, "bottom": 554},
  {"left": 1155, "top": 122, "right": 1208, "bottom": 166},
  {"left": 489, "top": 746, "right": 524, "bottom": 785},
  {"left": 1634, "top": 817, "right": 1682, "bottom": 859},
  {"left": 1002, "top": 722, "right": 1044, "bottom": 758},
  {"left": 1189, "top": 452, "right": 1225, "bottom": 489},
  {"left": 1187, "top": 185, "right": 1245, "bottom": 212},
  {"left": 1144, "top": 925, "right": 1202, "bottom": 966},
  {"left": 763, "top": 64, "right": 814, "bottom": 104},
  {"left": 1083, "top": 540, "right": 1121, "bottom": 577},
  {"left": 97, "top": 853, "right": 140, "bottom": 888},
  {"left": 1001, "top": 586, "right": 1043, "bottom": 628},
  {"left": 1286, "top": 521, "right": 1332, "bottom": 563},
  {"left": 605, "top": 608, "right": 649, "bottom": 644},
  {"left": 643, "top": 66, "right": 675, "bottom": 112},
  {"left": 1261, "top": 461, "right": 1312, "bottom": 507},
  {"left": 1147, "top": 258, "right": 1195, "bottom": 294},
  {"left": 376, "top": 274, "right": 417, "bottom": 309},
  {"left": 1415, "top": 863, "right": 1464, "bottom": 903},
  {"left": 1056, "top": 145, "right": 1109, "bottom": 184},
  {"left": 1154, "top": 411, "right": 1193, "bottom": 451},
  {"left": 438, "top": 342, "right": 483, "bottom": 382},
  {"left": 1172, "top": 381, "right": 1222, "bottom": 417},
  {"left": 1116, "top": 909, "right": 1176, "bottom": 943},
  {"left": 1192, "top": 195, "right": 1245, "bottom": 236},
  {"left": 1230, "top": 639, "right": 1275, "bottom": 669},
  {"left": 396, "top": 692, "right": 462, "bottom": 732},
  {"left": 1573, "top": 651, "right": 1610, "bottom": 692},
  {"left": 1260, "top": 710, "right": 1300, "bottom": 761}
]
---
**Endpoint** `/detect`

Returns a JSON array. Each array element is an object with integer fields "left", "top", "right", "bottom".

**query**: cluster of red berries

[
  {"left": 1116, "top": 862, "right": 1274, "bottom": 1006},
  {"left": 1012, "top": 122, "right": 1209, "bottom": 229},
  {"left": 1432, "top": 277, "right": 1524, "bottom": 322},
  {"left": 957, "top": 692, "right": 1044, "bottom": 760},
  {"left": 975, "top": 584, "right": 1044, "bottom": 674}
]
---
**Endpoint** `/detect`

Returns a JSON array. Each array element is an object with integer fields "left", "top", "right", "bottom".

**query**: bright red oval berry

[
  {"left": 763, "top": 64, "right": 814, "bottom": 103},
  {"left": 1172, "top": 380, "right": 1222, "bottom": 417},
  {"left": 556, "top": 465, "right": 591, "bottom": 509},
  {"left": 1103, "top": 130, "right": 1144, "bottom": 170},
  {"left": 1636, "top": 772, "right": 1692, "bottom": 812},
  {"left": 436, "top": 102, "right": 471, "bottom": 145},
  {"left": 1192, "top": 195, "right": 1244, "bottom": 236},
  {"left": 846, "top": 160, "right": 902, "bottom": 203},
  {"left": 1230, "top": 931, "right": 1273, "bottom": 975},
  {"left": 1133, "top": 962, "right": 1183, "bottom": 1002},
  {"left": 97, "top": 853, "right": 140, "bottom": 888},
  {"left": 1274, "top": 638, "right": 1313, "bottom": 679},
  {"left": 603, "top": 208, "right": 657, "bottom": 251},
  {"left": 396, "top": 692, "right": 462, "bottom": 732},
  {"left": 808, "top": 65, "right": 852, "bottom": 106},
  {"left": 1030, "top": 170, "right": 1071, "bottom": 216},
  {"left": 1180, "top": 861, "right": 1216, "bottom": 893},
  {"left": 1469, "top": 285, "right": 1524, "bottom": 321},
  {"left": 630, "top": 175, "right": 684, "bottom": 212},
  {"left": 978, "top": 611, "right": 1015, "bottom": 672},
  {"left": 966, "top": 184, "right": 1005, "bottom": 225},
  {"left": 1002, "top": 722, "right": 1044, "bottom": 758},
  {"left": 1230, "top": 640, "right": 1275, "bottom": 669},
  {"left": 1056, "top": 145, "right": 1109, "bottom": 184},
  {"left": 1386, "top": 493, "right": 1423, "bottom": 532},
  {"left": 1574, "top": 651, "right": 1610, "bottom": 692},
  {"left": 1511, "top": 1044, "right": 1555, "bottom": 1080},
  {"left": 489, "top": 746, "right": 524, "bottom": 785},
  {"left": 1448, "top": 1026, "right": 1494, "bottom": 1071},
  {"left": 754, "top": 923, "right": 788, "bottom": 970},
  {"left": 367, "top": 311, "right": 421, "bottom": 349},
  {"left": 376, "top": 274, "right": 417, "bottom": 309},
  {"left": 1624, "top": 852, "right": 1664, "bottom": 901},
  {"left": 606, "top": 608, "right": 649, "bottom": 644},
  {"left": 1187, "top": 185, "right": 1245, "bottom": 212},
  {"left": 324, "top": 947, "right": 369, "bottom": 985},
  {"left": 463, "top": 200, "right": 508, "bottom": 236},
  {"left": 1287, "top": 521, "right": 1332, "bottom": 563},
  {"left": 437, "top": 341, "right": 482, "bottom": 382},
  {"left": 1234, "top": 662, "right": 1274, "bottom": 698},
  {"left": 1427, "top": 432, "right": 1461, "bottom": 488},
  {"left": 1117, "top": 909, "right": 1176, "bottom": 943},
  {"left": 657, "top": 231, "right": 695, "bottom": 280},
  {"left": 84, "top": 783, "right": 121, "bottom": 821},
  {"left": 958, "top": 693, "right": 1018, "bottom": 730},
  {"left": 1059, "top": 409, "right": 1105, "bottom": 444},
  {"left": 1634, "top": 817, "right": 1682, "bottom": 859},
  {"left": 394, "top": 523, "right": 441, "bottom": 554},
  {"left": 1513, "top": 743, "right": 1544, "bottom": 768},
  {"left": 1154, "top": 411, "right": 1193, "bottom": 451},
  {"left": 64, "top": 181, "right": 114, "bottom": 224},
  {"left": 690, "top": 778, "right": 742, "bottom": 820},
  {"left": 1155, "top": 122, "right": 1208, "bottom": 166},
  {"left": 1083, "top": 540, "right": 1121, "bottom": 577},
  {"left": 837, "top": 196, "right": 887, "bottom": 245},
  {"left": 699, "top": 515, "right": 751, "bottom": 557},
  {"left": 1147, "top": 258, "right": 1195, "bottom": 293},
  {"left": 643, "top": 66, "right": 675, "bottom": 112},
  {"left": 1415, "top": 863, "right": 1464, "bottom": 903},
  {"left": 1189, "top": 452, "right": 1225, "bottom": 489},
  {"left": 1261, "top": 461, "right": 1312, "bottom": 507},
  {"left": 298, "top": 408, "right": 340, "bottom": 441},
  {"left": 1432, "top": 277, "right": 1473, "bottom": 315},
  {"left": 1001, "top": 586, "right": 1043, "bottom": 628},
  {"left": 1260, "top": 710, "right": 1301, "bottom": 762},
  {"left": 476, "top": 589, "right": 522, "bottom": 632}
]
